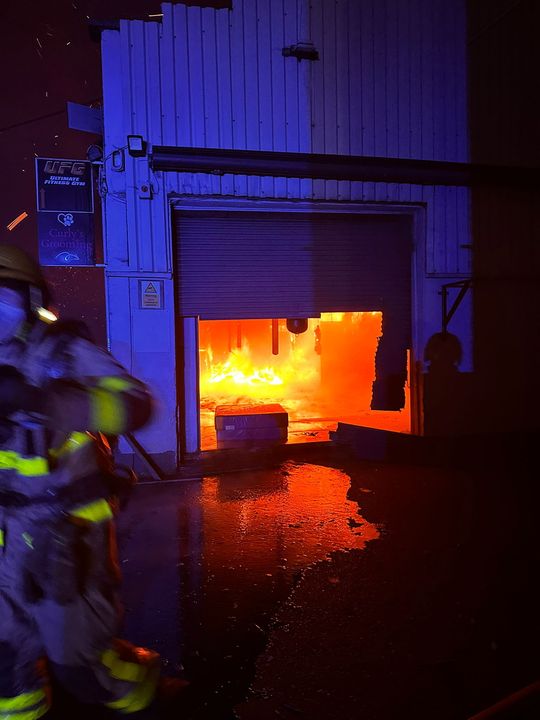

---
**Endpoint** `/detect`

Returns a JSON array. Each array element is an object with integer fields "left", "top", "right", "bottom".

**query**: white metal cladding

[
  {"left": 174, "top": 210, "right": 411, "bottom": 331},
  {"left": 112, "top": 0, "right": 471, "bottom": 277},
  {"left": 154, "top": 0, "right": 468, "bottom": 158}
]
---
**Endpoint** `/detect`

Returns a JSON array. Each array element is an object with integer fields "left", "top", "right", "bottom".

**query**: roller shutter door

[{"left": 174, "top": 210, "right": 411, "bottom": 329}]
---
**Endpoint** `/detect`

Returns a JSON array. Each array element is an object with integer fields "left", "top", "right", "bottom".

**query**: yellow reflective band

[
  {"left": 90, "top": 388, "right": 126, "bottom": 434},
  {"left": 0, "top": 530, "right": 4, "bottom": 547},
  {"left": 101, "top": 649, "right": 146, "bottom": 683},
  {"left": 106, "top": 666, "right": 159, "bottom": 714},
  {"left": 50, "top": 431, "right": 92, "bottom": 460},
  {"left": 0, "top": 689, "right": 46, "bottom": 712},
  {"left": 70, "top": 499, "right": 113, "bottom": 523},
  {"left": 0, "top": 451, "right": 49, "bottom": 477},
  {"left": 98, "top": 376, "right": 134, "bottom": 392}
]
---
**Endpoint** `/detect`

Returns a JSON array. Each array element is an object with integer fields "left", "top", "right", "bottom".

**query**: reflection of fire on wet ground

[
  {"left": 201, "top": 461, "right": 380, "bottom": 578},
  {"left": 185, "top": 462, "right": 380, "bottom": 714},
  {"left": 114, "top": 460, "right": 381, "bottom": 719}
]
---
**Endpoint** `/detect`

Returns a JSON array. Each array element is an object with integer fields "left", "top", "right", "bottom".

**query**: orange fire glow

[
  {"left": 199, "top": 312, "right": 410, "bottom": 449},
  {"left": 204, "top": 347, "right": 284, "bottom": 388},
  {"left": 200, "top": 318, "right": 324, "bottom": 410}
]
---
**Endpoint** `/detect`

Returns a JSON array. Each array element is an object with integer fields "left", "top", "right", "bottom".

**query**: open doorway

[{"left": 199, "top": 312, "right": 410, "bottom": 450}]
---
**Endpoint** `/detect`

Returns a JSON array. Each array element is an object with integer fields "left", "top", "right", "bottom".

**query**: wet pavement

[
  {"left": 48, "top": 445, "right": 540, "bottom": 719},
  {"left": 116, "top": 458, "right": 379, "bottom": 718},
  {"left": 235, "top": 453, "right": 540, "bottom": 720}
]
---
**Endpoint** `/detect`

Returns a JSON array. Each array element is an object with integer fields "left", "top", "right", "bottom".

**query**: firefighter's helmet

[{"left": 0, "top": 244, "right": 46, "bottom": 289}]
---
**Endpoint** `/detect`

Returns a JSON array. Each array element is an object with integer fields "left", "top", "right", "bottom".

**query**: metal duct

[{"left": 151, "top": 146, "right": 540, "bottom": 188}]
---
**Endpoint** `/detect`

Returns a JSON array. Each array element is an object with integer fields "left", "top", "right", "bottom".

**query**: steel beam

[{"left": 150, "top": 146, "right": 540, "bottom": 188}]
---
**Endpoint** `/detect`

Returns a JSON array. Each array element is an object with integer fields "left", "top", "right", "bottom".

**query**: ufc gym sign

[
  {"left": 35, "top": 157, "right": 94, "bottom": 213},
  {"left": 35, "top": 157, "right": 95, "bottom": 266},
  {"left": 42, "top": 160, "right": 88, "bottom": 177}
]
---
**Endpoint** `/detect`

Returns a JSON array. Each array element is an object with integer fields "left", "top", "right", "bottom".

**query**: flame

[
  {"left": 206, "top": 348, "right": 284, "bottom": 387},
  {"left": 199, "top": 314, "right": 385, "bottom": 413},
  {"left": 321, "top": 312, "right": 345, "bottom": 322},
  {"left": 200, "top": 335, "right": 318, "bottom": 403},
  {"left": 199, "top": 313, "right": 402, "bottom": 417},
  {"left": 198, "top": 313, "right": 412, "bottom": 449},
  {"left": 320, "top": 311, "right": 379, "bottom": 322}
]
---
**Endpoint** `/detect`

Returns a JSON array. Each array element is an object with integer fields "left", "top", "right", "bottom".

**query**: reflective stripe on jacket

[{"left": 0, "top": 320, "right": 152, "bottom": 508}]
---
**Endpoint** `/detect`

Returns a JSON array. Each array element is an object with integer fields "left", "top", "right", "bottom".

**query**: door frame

[{"left": 170, "top": 196, "right": 426, "bottom": 456}]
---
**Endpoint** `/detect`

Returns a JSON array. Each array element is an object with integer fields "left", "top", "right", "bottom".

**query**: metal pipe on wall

[{"left": 151, "top": 146, "right": 540, "bottom": 189}]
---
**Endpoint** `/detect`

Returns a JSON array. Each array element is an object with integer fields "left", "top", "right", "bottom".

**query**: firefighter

[{"left": 0, "top": 245, "right": 174, "bottom": 718}]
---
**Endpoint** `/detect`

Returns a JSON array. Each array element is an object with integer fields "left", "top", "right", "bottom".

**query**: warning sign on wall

[{"left": 139, "top": 280, "right": 163, "bottom": 309}]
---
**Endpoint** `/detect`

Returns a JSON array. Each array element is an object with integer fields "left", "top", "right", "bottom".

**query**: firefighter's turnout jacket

[{"left": 0, "top": 319, "right": 158, "bottom": 719}]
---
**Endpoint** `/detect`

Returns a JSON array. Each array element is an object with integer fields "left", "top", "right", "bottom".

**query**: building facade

[{"left": 100, "top": 0, "right": 472, "bottom": 470}]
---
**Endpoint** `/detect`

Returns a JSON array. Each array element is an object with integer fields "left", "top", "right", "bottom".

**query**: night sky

[{"left": 0, "top": 0, "right": 228, "bottom": 343}]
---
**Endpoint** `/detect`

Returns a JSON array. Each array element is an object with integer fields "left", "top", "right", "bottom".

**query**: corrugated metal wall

[{"left": 117, "top": 0, "right": 471, "bottom": 276}]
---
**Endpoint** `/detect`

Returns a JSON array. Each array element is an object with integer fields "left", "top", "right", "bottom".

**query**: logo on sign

[
  {"left": 43, "top": 160, "right": 87, "bottom": 176},
  {"left": 55, "top": 251, "right": 81, "bottom": 263},
  {"left": 57, "top": 213, "right": 74, "bottom": 227},
  {"left": 143, "top": 283, "right": 159, "bottom": 307}
]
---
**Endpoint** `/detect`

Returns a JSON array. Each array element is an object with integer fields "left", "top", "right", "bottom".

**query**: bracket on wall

[
  {"left": 440, "top": 279, "right": 473, "bottom": 335},
  {"left": 138, "top": 181, "right": 153, "bottom": 199},
  {"left": 282, "top": 42, "right": 319, "bottom": 61}
]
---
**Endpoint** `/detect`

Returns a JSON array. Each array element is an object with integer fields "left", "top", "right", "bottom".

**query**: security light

[{"left": 127, "top": 135, "right": 147, "bottom": 157}]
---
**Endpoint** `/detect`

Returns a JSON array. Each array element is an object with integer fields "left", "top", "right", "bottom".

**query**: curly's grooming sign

[{"left": 35, "top": 158, "right": 95, "bottom": 266}]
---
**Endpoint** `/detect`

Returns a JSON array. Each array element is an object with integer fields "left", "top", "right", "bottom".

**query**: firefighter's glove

[{"left": 0, "top": 365, "right": 45, "bottom": 417}]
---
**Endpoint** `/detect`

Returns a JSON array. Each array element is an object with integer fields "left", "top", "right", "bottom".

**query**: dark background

[
  {"left": 0, "top": 0, "right": 228, "bottom": 346},
  {"left": 467, "top": 0, "right": 540, "bottom": 434}
]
